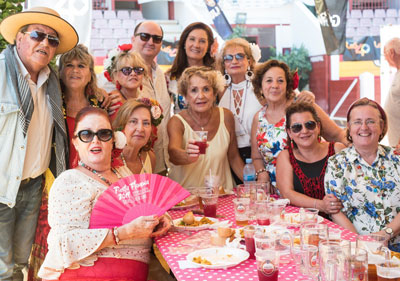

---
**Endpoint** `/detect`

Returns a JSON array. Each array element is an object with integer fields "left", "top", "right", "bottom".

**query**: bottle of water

[{"left": 243, "top": 158, "right": 256, "bottom": 183}]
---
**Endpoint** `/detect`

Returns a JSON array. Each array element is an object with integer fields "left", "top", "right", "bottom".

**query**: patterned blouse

[
  {"left": 256, "top": 105, "right": 288, "bottom": 186},
  {"left": 325, "top": 145, "right": 400, "bottom": 245}
]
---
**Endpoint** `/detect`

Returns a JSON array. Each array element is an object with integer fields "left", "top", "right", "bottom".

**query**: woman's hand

[
  {"left": 120, "top": 215, "right": 159, "bottom": 240},
  {"left": 321, "top": 194, "right": 343, "bottom": 214},
  {"left": 99, "top": 88, "right": 112, "bottom": 109},
  {"left": 108, "top": 90, "right": 125, "bottom": 115},
  {"left": 294, "top": 90, "right": 315, "bottom": 104},
  {"left": 186, "top": 139, "right": 204, "bottom": 163},
  {"left": 256, "top": 173, "right": 273, "bottom": 194},
  {"left": 151, "top": 215, "right": 172, "bottom": 238}
]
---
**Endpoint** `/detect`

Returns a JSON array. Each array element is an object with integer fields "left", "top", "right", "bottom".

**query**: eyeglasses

[
  {"left": 135, "top": 32, "right": 163, "bottom": 44},
  {"left": 290, "top": 121, "right": 317, "bottom": 133},
  {"left": 223, "top": 53, "right": 246, "bottom": 62},
  {"left": 120, "top": 66, "right": 145, "bottom": 76},
  {"left": 75, "top": 129, "right": 113, "bottom": 143},
  {"left": 350, "top": 119, "right": 379, "bottom": 127},
  {"left": 22, "top": 30, "right": 60, "bottom": 48}
]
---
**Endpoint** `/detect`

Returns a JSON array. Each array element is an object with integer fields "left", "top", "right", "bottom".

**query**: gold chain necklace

[{"left": 188, "top": 108, "right": 213, "bottom": 131}]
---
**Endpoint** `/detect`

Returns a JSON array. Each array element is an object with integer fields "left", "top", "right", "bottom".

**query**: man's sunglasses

[
  {"left": 22, "top": 30, "right": 60, "bottom": 48},
  {"left": 223, "top": 53, "right": 246, "bottom": 62},
  {"left": 290, "top": 121, "right": 317, "bottom": 133},
  {"left": 120, "top": 66, "right": 145, "bottom": 76},
  {"left": 75, "top": 129, "right": 113, "bottom": 143},
  {"left": 135, "top": 32, "right": 163, "bottom": 44}
]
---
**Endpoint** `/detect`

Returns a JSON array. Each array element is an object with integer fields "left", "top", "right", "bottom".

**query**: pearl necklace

[{"left": 79, "top": 161, "right": 120, "bottom": 186}]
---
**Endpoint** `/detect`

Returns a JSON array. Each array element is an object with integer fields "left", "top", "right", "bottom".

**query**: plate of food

[
  {"left": 171, "top": 195, "right": 198, "bottom": 210},
  {"left": 187, "top": 247, "right": 249, "bottom": 269},
  {"left": 172, "top": 212, "right": 219, "bottom": 231},
  {"left": 282, "top": 213, "right": 324, "bottom": 225}
]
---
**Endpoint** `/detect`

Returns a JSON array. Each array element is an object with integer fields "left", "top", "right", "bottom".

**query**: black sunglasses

[
  {"left": 135, "top": 32, "right": 163, "bottom": 44},
  {"left": 75, "top": 129, "right": 113, "bottom": 143},
  {"left": 120, "top": 66, "right": 145, "bottom": 76},
  {"left": 22, "top": 30, "right": 60, "bottom": 48},
  {"left": 290, "top": 121, "right": 317, "bottom": 133},
  {"left": 223, "top": 53, "right": 246, "bottom": 62}
]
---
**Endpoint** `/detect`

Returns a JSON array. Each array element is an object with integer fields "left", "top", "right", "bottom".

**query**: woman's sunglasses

[
  {"left": 120, "top": 66, "right": 145, "bottom": 76},
  {"left": 290, "top": 121, "right": 317, "bottom": 133},
  {"left": 135, "top": 32, "right": 163, "bottom": 44},
  {"left": 22, "top": 30, "right": 60, "bottom": 48},
  {"left": 75, "top": 129, "right": 113, "bottom": 143},
  {"left": 223, "top": 53, "right": 246, "bottom": 62}
]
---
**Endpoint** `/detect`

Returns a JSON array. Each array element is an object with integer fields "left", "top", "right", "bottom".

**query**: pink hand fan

[{"left": 89, "top": 174, "right": 190, "bottom": 228}]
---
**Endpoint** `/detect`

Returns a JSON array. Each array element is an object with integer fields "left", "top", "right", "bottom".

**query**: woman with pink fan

[
  {"left": 168, "top": 66, "right": 244, "bottom": 191},
  {"left": 38, "top": 107, "right": 173, "bottom": 281},
  {"left": 112, "top": 98, "right": 163, "bottom": 176}
]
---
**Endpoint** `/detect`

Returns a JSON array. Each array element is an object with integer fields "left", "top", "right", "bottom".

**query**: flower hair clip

[
  {"left": 292, "top": 70, "right": 299, "bottom": 90},
  {"left": 136, "top": 97, "right": 164, "bottom": 126},
  {"left": 103, "top": 44, "right": 133, "bottom": 82},
  {"left": 249, "top": 43, "right": 261, "bottom": 63}
]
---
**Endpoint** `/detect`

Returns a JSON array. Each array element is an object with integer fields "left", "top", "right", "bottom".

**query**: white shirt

[
  {"left": 15, "top": 48, "right": 53, "bottom": 179},
  {"left": 219, "top": 80, "right": 262, "bottom": 148}
]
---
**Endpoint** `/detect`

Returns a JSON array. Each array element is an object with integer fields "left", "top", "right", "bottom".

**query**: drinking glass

[
  {"left": 300, "top": 208, "right": 319, "bottom": 224},
  {"left": 350, "top": 248, "right": 368, "bottom": 281},
  {"left": 194, "top": 131, "right": 208, "bottom": 154},
  {"left": 328, "top": 228, "right": 342, "bottom": 243},
  {"left": 256, "top": 200, "right": 271, "bottom": 226},
  {"left": 319, "top": 240, "right": 351, "bottom": 281},
  {"left": 376, "top": 260, "right": 400, "bottom": 281},
  {"left": 302, "top": 244, "right": 319, "bottom": 280},
  {"left": 199, "top": 193, "right": 218, "bottom": 217},
  {"left": 256, "top": 182, "right": 271, "bottom": 201},
  {"left": 233, "top": 198, "right": 250, "bottom": 226},
  {"left": 301, "top": 223, "right": 328, "bottom": 247},
  {"left": 292, "top": 244, "right": 307, "bottom": 275},
  {"left": 255, "top": 250, "right": 279, "bottom": 281},
  {"left": 204, "top": 174, "right": 220, "bottom": 194},
  {"left": 269, "top": 201, "right": 287, "bottom": 224},
  {"left": 244, "top": 225, "right": 256, "bottom": 259}
]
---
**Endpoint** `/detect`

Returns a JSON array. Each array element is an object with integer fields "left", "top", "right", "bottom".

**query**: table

[{"left": 156, "top": 195, "right": 358, "bottom": 281}]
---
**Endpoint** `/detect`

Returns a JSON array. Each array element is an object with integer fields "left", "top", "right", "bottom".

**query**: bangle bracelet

[
  {"left": 112, "top": 227, "right": 120, "bottom": 245},
  {"left": 256, "top": 168, "right": 267, "bottom": 178}
]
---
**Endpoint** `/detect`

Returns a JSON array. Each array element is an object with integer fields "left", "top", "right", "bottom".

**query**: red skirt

[{"left": 43, "top": 257, "right": 148, "bottom": 281}]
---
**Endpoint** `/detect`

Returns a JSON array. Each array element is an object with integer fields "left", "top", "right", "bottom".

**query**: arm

[
  {"left": 167, "top": 115, "right": 200, "bottom": 165},
  {"left": 250, "top": 111, "right": 270, "bottom": 183},
  {"left": 108, "top": 90, "right": 125, "bottom": 115},
  {"left": 314, "top": 103, "right": 348, "bottom": 146},
  {"left": 224, "top": 108, "right": 244, "bottom": 181},
  {"left": 374, "top": 212, "right": 400, "bottom": 239},
  {"left": 294, "top": 90, "right": 315, "bottom": 104},
  {"left": 276, "top": 149, "right": 342, "bottom": 213},
  {"left": 148, "top": 150, "right": 156, "bottom": 172},
  {"left": 331, "top": 212, "right": 358, "bottom": 233}
]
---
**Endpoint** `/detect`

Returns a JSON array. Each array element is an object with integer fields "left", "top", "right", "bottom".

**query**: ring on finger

[{"left": 331, "top": 202, "right": 334, "bottom": 206}]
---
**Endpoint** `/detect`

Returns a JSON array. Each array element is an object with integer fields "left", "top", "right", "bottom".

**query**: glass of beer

[
  {"left": 194, "top": 131, "right": 208, "bottom": 154},
  {"left": 301, "top": 223, "right": 328, "bottom": 247},
  {"left": 233, "top": 198, "right": 250, "bottom": 226},
  {"left": 376, "top": 260, "right": 400, "bottom": 281}
]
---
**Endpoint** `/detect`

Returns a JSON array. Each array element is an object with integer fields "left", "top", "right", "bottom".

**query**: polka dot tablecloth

[{"left": 156, "top": 196, "right": 358, "bottom": 281}]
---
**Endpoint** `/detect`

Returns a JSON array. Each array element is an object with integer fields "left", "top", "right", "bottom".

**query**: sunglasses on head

[
  {"left": 75, "top": 129, "right": 113, "bottom": 143},
  {"left": 120, "top": 66, "right": 145, "bottom": 76},
  {"left": 290, "top": 121, "right": 317, "bottom": 133},
  {"left": 135, "top": 32, "right": 163, "bottom": 44},
  {"left": 22, "top": 30, "right": 60, "bottom": 48},
  {"left": 223, "top": 53, "right": 246, "bottom": 62}
]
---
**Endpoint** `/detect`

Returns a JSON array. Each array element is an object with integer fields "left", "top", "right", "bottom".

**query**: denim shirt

[{"left": 0, "top": 53, "right": 28, "bottom": 207}]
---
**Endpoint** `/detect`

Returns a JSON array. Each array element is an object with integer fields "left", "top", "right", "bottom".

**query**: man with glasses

[
  {"left": 132, "top": 21, "right": 171, "bottom": 175},
  {"left": 0, "top": 7, "right": 78, "bottom": 280}
]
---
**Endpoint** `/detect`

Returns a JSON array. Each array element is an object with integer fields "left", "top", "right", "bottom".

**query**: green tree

[
  {"left": 228, "top": 25, "right": 245, "bottom": 39},
  {"left": 0, "top": 0, "right": 25, "bottom": 52},
  {"left": 270, "top": 45, "right": 312, "bottom": 91}
]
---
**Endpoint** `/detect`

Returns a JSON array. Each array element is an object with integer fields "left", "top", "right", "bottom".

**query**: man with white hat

[{"left": 0, "top": 7, "right": 78, "bottom": 280}]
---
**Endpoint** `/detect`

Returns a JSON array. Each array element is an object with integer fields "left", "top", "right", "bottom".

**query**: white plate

[
  {"left": 172, "top": 216, "right": 219, "bottom": 231},
  {"left": 187, "top": 247, "right": 249, "bottom": 269},
  {"left": 283, "top": 213, "right": 324, "bottom": 225}
]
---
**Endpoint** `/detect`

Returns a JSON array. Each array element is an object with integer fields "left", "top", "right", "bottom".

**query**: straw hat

[{"left": 0, "top": 7, "right": 79, "bottom": 54}]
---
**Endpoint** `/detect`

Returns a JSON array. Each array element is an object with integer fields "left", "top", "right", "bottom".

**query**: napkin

[
  {"left": 178, "top": 260, "right": 202, "bottom": 269},
  {"left": 210, "top": 220, "right": 232, "bottom": 229}
]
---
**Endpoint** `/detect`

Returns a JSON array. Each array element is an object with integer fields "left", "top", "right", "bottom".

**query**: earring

[
  {"left": 245, "top": 66, "right": 253, "bottom": 81},
  {"left": 139, "top": 84, "right": 143, "bottom": 91},
  {"left": 224, "top": 70, "right": 231, "bottom": 86},
  {"left": 116, "top": 81, "right": 121, "bottom": 90}
]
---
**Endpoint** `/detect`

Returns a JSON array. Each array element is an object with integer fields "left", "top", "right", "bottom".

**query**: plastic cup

[
  {"left": 256, "top": 200, "right": 271, "bottom": 226},
  {"left": 292, "top": 244, "right": 307, "bottom": 275},
  {"left": 376, "top": 260, "right": 400, "bottom": 281},
  {"left": 269, "top": 201, "right": 287, "bottom": 224},
  {"left": 194, "top": 131, "right": 208, "bottom": 154},
  {"left": 300, "top": 208, "right": 319, "bottom": 224},
  {"left": 255, "top": 250, "right": 279, "bottom": 281},
  {"left": 200, "top": 193, "right": 218, "bottom": 217},
  {"left": 350, "top": 248, "right": 368, "bottom": 281},
  {"left": 328, "top": 228, "right": 342, "bottom": 242},
  {"left": 301, "top": 223, "right": 328, "bottom": 247},
  {"left": 204, "top": 174, "right": 220, "bottom": 194},
  {"left": 244, "top": 225, "right": 256, "bottom": 259},
  {"left": 302, "top": 244, "right": 319, "bottom": 279},
  {"left": 319, "top": 240, "right": 351, "bottom": 281},
  {"left": 232, "top": 198, "right": 250, "bottom": 226}
]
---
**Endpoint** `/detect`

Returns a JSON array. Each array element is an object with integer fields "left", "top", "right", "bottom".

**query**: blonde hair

[
  {"left": 111, "top": 51, "right": 148, "bottom": 80},
  {"left": 178, "top": 66, "right": 225, "bottom": 98},
  {"left": 216, "top": 38, "right": 255, "bottom": 73}
]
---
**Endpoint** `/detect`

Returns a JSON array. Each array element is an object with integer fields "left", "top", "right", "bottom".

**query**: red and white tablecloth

[{"left": 156, "top": 195, "right": 357, "bottom": 281}]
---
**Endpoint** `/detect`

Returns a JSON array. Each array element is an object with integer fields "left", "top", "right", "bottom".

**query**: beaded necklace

[{"left": 79, "top": 161, "right": 120, "bottom": 185}]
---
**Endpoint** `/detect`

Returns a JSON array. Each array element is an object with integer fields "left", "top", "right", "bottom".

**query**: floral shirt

[
  {"left": 256, "top": 105, "right": 288, "bottom": 186},
  {"left": 325, "top": 145, "right": 400, "bottom": 245}
]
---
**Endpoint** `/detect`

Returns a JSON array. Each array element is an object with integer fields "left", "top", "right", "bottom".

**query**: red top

[{"left": 66, "top": 116, "right": 79, "bottom": 168}]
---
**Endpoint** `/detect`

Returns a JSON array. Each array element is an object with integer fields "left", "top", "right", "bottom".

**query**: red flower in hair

[
  {"left": 111, "top": 148, "right": 124, "bottom": 168},
  {"left": 104, "top": 71, "right": 112, "bottom": 82},
  {"left": 119, "top": 44, "right": 132, "bottom": 52},
  {"left": 292, "top": 71, "right": 299, "bottom": 90}
]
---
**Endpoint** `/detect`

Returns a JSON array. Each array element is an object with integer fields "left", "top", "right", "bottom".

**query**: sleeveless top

[
  {"left": 289, "top": 142, "right": 335, "bottom": 200},
  {"left": 115, "top": 152, "right": 152, "bottom": 178},
  {"left": 168, "top": 107, "right": 235, "bottom": 191},
  {"left": 256, "top": 105, "right": 288, "bottom": 186}
]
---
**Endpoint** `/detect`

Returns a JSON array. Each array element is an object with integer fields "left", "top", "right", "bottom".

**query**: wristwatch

[{"left": 383, "top": 226, "right": 394, "bottom": 238}]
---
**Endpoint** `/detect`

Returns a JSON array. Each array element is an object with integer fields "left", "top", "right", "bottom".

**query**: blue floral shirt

[{"left": 325, "top": 145, "right": 400, "bottom": 245}]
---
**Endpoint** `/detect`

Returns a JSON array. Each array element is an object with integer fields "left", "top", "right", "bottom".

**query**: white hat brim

[{"left": 0, "top": 10, "right": 79, "bottom": 54}]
